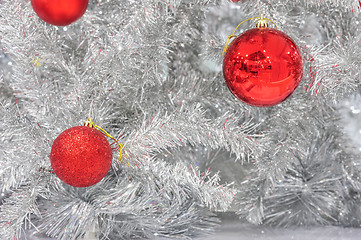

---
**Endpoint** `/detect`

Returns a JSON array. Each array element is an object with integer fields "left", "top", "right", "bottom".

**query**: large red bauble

[
  {"left": 223, "top": 28, "right": 303, "bottom": 107},
  {"left": 50, "top": 126, "right": 112, "bottom": 187},
  {"left": 31, "top": 0, "right": 88, "bottom": 26}
]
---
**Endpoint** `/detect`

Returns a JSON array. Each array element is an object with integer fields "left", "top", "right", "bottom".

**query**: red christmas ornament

[
  {"left": 31, "top": 0, "right": 88, "bottom": 26},
  {"left": 50, "top": 126, "right": 112, "bottom": 187},
  {"left": 223, "top": 27, "right": 303, "bottom": 107}
]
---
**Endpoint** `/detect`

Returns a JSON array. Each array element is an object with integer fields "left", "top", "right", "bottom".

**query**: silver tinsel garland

[{"left": 0, "top": 0, "right": 361, "bottom": 239}]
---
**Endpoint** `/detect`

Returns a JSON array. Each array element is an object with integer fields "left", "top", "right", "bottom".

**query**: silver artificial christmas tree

[{"left": 0, "top": 0, "right": 360, "bottom": 239}]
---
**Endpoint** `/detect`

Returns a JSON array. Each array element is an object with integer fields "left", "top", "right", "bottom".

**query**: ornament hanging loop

[
  {"left": 222, "top": 15, "right": 278, "bottom": 55},
  {"left": 84, "top": 118, "right": 124, "bottom": 163}
]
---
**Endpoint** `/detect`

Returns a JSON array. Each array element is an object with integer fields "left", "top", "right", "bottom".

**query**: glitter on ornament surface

[
  {"left": 50, "top": 126, "right": 112, "bottom": 187},
  {"left": 223, "top": 28, "right": 303, "bottom": 107}
]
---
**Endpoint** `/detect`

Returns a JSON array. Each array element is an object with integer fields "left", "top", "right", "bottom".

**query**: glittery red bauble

[
  {"left": 50, "top": 126, "right": 112, "bottom": 187},
  {"left": 223, "top": 28, "right": 303, "bottom": 107},
  {"left": 31, "top": 0, "right": 88, "bottom": 26}
]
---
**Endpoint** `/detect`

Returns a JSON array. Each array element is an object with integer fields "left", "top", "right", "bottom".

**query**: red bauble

[
  {"left": 50, "top": 126, "right": 112, "bottom": 187},
  {"left": 223, "top": 28, "right": 303, "bottom": 107},
  {"left": 31, "top": 0, "right": 88, "bottom": 26}
]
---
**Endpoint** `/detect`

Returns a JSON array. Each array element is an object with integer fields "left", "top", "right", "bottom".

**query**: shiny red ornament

[
  {"left": 223, "top": 28, "right": 303, "bottom": 107},
  {"left": 31, "top": 0, "right": 88, "bottom": 26},
  {"left": 50, "top": 126, "right": 112, "bottom": 187}
]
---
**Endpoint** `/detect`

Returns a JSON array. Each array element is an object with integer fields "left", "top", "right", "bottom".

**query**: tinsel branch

[
  {"left": 237, "top": 125, "right": 361, "bottom": 226},
  {"left": 0, "top": 182, "right": 44, "bottom": 239},
  {"left": 0, "top": 99, "right": 50, "bottom": 191},
  {"left": 35, "top": 160, "right": 234, "bottom": 239},
  {"left": 123, "top": 105, "right": 263, "bottom": 165}
]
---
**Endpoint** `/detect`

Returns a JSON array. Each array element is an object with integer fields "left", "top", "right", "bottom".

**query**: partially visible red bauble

[
  {"left": 223, "top": 27, "right": 303, "bottom": 107},
  {"left": 50, "top": 126, "right": 112, "bottom": 187},
  {"left": 31, "top": 0, "right": 89, "bottom": 26}
]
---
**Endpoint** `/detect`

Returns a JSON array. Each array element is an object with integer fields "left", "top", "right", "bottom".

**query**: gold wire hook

[
  {"left": 222, "top": 16, "right": 278, "bottom": 55},
  {"left": 84, "top": 118, "right": 125, "bottom": 164}
]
